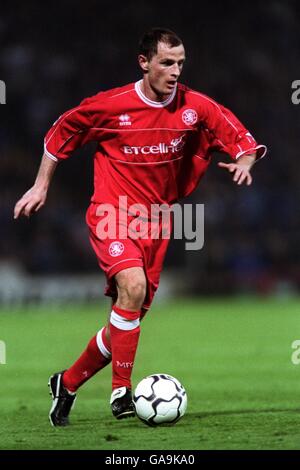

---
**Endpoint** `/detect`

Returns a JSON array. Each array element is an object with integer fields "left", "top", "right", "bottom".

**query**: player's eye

[{"left": 161, "top": 60, "right": 185, "bottom": 68}]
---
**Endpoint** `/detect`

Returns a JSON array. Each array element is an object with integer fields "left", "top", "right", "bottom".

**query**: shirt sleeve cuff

[
  {"left": 44, "top": 144, "right": 59, "bottom": 162},
  {"left": 235, "top": 144, "right": 267, "bottom": 163}
]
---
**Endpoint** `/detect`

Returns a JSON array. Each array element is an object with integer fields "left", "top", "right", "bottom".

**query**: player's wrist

[
  {"left": 33, "top": 181, "right": 49, "bottom": 193},
  {"left": 236, "top": 153, "right": 256, "bottom": 170}
]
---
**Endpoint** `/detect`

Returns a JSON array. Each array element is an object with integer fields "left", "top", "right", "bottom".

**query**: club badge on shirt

[
  {"left": 182, "top": 108, "right": 198, "bottom": 126},
  {"left": 109, "top": 241, "right": 125, "bottom": 257}
]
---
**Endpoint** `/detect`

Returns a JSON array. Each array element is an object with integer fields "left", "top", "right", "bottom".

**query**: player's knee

[
  {"left": 115, "top": 268, "right": 146, "bottom": 308},
  {"left": 122, "top": 279, "right": 146, "bottom": 305}
]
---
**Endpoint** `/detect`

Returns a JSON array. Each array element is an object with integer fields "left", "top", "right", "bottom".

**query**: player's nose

[{"left": 170, "top": 63, "right": 181, "bottom": 78}]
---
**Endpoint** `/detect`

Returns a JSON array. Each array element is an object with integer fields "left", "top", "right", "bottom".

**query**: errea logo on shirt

[{"left": 119, "top": 114, "right": 132, "bottom": 126}]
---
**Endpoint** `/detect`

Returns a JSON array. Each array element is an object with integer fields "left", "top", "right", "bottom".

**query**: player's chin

[{"left": 159, "top": 88, "right": 174, "bottom": 99}]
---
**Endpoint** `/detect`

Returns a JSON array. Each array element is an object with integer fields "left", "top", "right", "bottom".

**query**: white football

[{"left": 133, "top": 373, "right": 187, "bottom": 426}]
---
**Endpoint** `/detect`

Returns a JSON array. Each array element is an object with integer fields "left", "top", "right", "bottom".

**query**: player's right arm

[
  {"left": 14, "top": 153, "right": 57, "bottom": 219},
  {"left": 14, "top": 94, "right": 102, "bottom": 219}
]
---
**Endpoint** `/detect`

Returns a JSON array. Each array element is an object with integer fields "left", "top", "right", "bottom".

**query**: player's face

[{"left": 139, "top": 42, "right": 185, "bottom": 101}]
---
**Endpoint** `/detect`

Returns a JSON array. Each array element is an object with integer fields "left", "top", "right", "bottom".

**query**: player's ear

[{"left": 138, "top": 54, "right": 149, "bottom": 73}]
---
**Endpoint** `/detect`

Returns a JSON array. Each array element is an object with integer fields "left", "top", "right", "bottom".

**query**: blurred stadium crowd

[{"left": 1, "top": 0, "right": 299, "bottom": 296}]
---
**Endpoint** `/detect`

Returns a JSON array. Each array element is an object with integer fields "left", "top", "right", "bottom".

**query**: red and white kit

[{"left": 44, "top": 81, "right": 266, "bottom": 308}]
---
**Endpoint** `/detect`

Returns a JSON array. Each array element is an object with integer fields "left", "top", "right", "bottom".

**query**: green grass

[{"left": 1, "top": 297, "right": 300, "bottom": 450}]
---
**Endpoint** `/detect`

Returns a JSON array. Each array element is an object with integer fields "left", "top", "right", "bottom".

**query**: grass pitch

[{"left": 0, "top": 297, "right": 300, "bottom": 450}]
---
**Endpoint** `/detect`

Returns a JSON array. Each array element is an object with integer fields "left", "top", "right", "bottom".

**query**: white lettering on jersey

[{"left": 122, "top": 135, "right": 186, "bottom": 156}]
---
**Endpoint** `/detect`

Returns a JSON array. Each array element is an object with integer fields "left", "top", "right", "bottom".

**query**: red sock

[
  {"left": 63, "top": 326, "right": 111, "bottom": 392},
  {"left": 110, "top": 305, "right": 141, "bottom": 391}
]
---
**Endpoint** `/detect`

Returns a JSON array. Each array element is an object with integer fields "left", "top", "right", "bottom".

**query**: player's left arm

[{"left": 199, "top": 96, "right": 267, "bottom": 186}]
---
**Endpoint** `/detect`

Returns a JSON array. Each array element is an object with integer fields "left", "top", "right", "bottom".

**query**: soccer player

[{"left": 14, "top": 28, "right": 266, "bottom": 426}]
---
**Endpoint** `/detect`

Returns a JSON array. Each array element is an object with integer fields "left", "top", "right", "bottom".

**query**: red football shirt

[{"left": 44, "top": 80, "right": 266, "bottom": 209}]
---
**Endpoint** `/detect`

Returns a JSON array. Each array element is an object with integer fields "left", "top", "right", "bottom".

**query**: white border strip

[
  {"left": 107, "top": 258, "right": 142, "bottom": 275},
  {"left": 135, "top": 80, "right": 177, "bottom": 108},
  {"left": 110, "top": 310, "right": 140, "bottom": 331},
  {"left": 44, "top": 144, "right": 59, "bottom": 162},
  {"left": 235, "top": 144, "right": 267, "bottom": 162},
  {"left": 110, "top": 155, "right": 184, "bottom": 165},
  {"left": 96, "top": 327, "right": 111, "bottom": 358}
]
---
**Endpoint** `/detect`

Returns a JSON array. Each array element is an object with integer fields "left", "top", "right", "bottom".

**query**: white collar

[{"left": 135, "top": 79, "right": 177, "bottom": 108}]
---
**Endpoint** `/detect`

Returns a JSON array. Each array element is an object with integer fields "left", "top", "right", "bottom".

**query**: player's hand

[
  {"left": 218, "top": 161, "right": 253, "bottom": 186},
  {"left": 14, "top": 185, "right": 47, "bottom": 219}
]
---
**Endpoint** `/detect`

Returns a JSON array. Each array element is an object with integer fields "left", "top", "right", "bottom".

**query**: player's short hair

[{"left": 139, "top": 28, "right": 183, "bottom": 61}]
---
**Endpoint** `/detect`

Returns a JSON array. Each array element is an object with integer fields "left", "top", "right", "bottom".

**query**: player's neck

[{"left": 140, "top": 78, "right": 170, "bottom": 103}]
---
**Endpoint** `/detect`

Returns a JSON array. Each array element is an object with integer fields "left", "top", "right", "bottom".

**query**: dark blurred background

[{"left": 1, "top": 0, "right": 299, "bottom": 300}]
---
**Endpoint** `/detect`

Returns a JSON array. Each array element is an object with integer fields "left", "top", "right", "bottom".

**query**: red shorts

[{"left": 86, "top": 203, "right": 171, "bottom": 310}]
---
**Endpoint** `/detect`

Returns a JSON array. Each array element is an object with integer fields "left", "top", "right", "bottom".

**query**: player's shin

[
  {"left": 109, "top": 305, "right": 141, "bottom": 391},
  {"left": 62, "top": 326, "right": 111, "bottom": 392}
]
